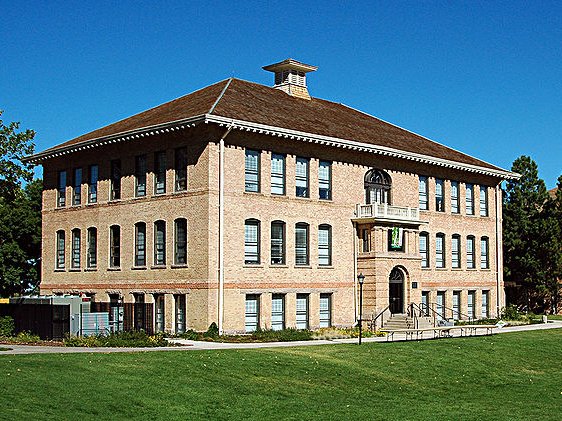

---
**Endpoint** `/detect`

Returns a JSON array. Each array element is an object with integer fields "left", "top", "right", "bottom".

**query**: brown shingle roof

[{"left": 40, "top": 77, "right": 502, "bottom": 171}]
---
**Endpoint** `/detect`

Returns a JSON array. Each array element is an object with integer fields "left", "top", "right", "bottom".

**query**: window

[
  {"left": 480, "top": 186, "right": 488, "bottom": 216},
  {"left": 318, "top": 224, "right": 332, "bottom": 266},
  {"left": 175, "top": 147, "right": 187, "bottom": 192},
  {"left": 467, "top": 236, "right": 475, "bottom": 269},
  {"left": 319, "top": 161, "right": 332, "bottom": 200},
  {"left": 452, "top": 234, "right": 461, "bottom": 268},
  {"left": 465, "top": 183, "right": 474, "bottom": 215},
  {"left": 436, "top": 292, "right": 445, "bottom": 321},
  {"left": 319, "top": 293, "right": 332, "bottom": 328},
  {"left": 435, "top": 179, "right": 444, "bottom": 211},
  {"left": 175, "top": 294, "right": 186, "bottom": 334},
  {"left": 174, "top": 218, "right": 187, "bottom": 265},
  {"left": 135, "top": 155, "right": 147, "bottom": 197},
  {"left": 418, "top": 176, "right": 428, "bottom": 210},
  {"left": 481, "top": 237, "right": 489, "bottom": 269},
  {"left": 295, "top": 223, "right": 309, "bottom": 266},
  {"left": 71, "top": 229, "right": 81, "bottom": 269},
  {"left": 421, "top": 291, "right": 429, "bottom": 316},
  {"left": 244, "top": 219, "right": 260, "bottom": 264},
  {"left": 135, "top": 222, "right": 146, "bottom": 267},
  {"left": 56, "top": 230, "right": 65, "bottom": 269},
  {"left": 87, "top": 227, "right": 97, "bottom": 269},
  {"left": 270, "top": 221, "right": 285, "bottom": 265},
  {"left": 365, "top": 169, "right": 392, "bottom": 204},
  {"left": 88, "top": 165, "right": 98, "bottom": 204},
  {"left": 419, "top": 232, "right": 429, "bottom": 268},
  {"left": 451, "top": 181, "right": 459, "bottom": 214},
  {"left": 154, "top": 220, "right": 166, "bottom": 266},
  {"left": 271, "top": 153, "right": 285, "bottom": 195},
  {"left": 452, "top": 291, "right": 461, "bottom": 320},
  {"left": 109, "top": 225, "right": 120, "bottom": 268},
  {"left": 295, "top": 157, "right": 309, "bottom": 197},
  {"left": 110, "top": 160, "right": 121, "bottom": 200},
  {"left": 436, "top": 233, "right": 445, "bottom": 268},
  {"left": 467, "top": 291, "right": 476, "bottom": 319},
  {"left": 133, "top": 293, "right": 145, "bottom": 331},
  {"left": 271, "top": 294, "right": 285, "bottom": 331},
  {"left": 361, "top": 229, "right": 370, "bottom": 253},
  {"left": 244, "top": 149, "right": 260, "bottom": 192},
  {"left": 245, "top": 294, "right": 259, "bottom": 332},
  {"left": 57, "top": 170, "right": 66, "bottom": 207},
  {"left": 154, "top": 151, "right": 166, "bottom": 194},
  {"left": 296, "top": 294, "right": 309, "bottom": 329},
  {"left": 481, "top": 291, "right": 489, "bottom": 318},
  {"left": 388, "top": 227, "right": 404, "bottom": 252},
  {"left": 73, "top": 168, "right": 82, "bottom": 205},
  {"left": 154, "top": 294, "right": 165, "bottom": 333}
]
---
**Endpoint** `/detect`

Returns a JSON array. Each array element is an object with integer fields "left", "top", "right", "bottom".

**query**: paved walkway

[{"left": 1, "top": 321, "right": 561, "bottom": 355}]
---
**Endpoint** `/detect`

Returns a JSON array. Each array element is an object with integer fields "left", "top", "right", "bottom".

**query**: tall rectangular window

[
  {"left": 481, "top": 291, "right": 489, "bottom": 318},
  {"left": 271, "top": 153, "right": 286, "bottom": 195},
  {"left": 361, "top": 229, "right": 370, "bottom": 253},
  {"left": 436, "top": 233, "right": 445, "bottom": 268},
  {"left": 87, "top": 227, "right": 97, "bottom": 269},
  {"left": 419, "top": 232, "right": 429, "bottom": 268},
  {"left": 481, "top": 237, "right": 489, "bottom": 269},
  {"left": 71, "top": 229, "right": 81, "bottom": 269},
  {"left": 109, "top": 225, "right": 120, "bottom": 268},
  {"left": 135, "top": 223, "right": 146, "bottom": 267},
  {"left": 244, "top": 149, "right": 260, "bottom": 192},
  {"left": 175, "top": 147, "right": 188, "bottom": 192},
  {"left": 467, "top": 236, "right": 475, "bottom": 269},
  {"left": 451, "top": 181, "right": 459, "bottom": 214},
  {"left": 271, "top": 294, "right": 285, "bottom": 331},
  {"left": 418, "top": 176, "right": 428, "bottom": 210},
  {"left": 175, "top": 294, "right": 186, "bottom": 334},
  {"left": 296, "top": 294, "right": 309, "bottom": 329},
  {"left": 435, "top": 179, "right": 444, "bottom": 212},
  {"left": 110, "top": 160, "right": 121, "bottom": 200},
  {"left": 154, "top": 151, "right": 166, "bottom": 194},
  {"left": 295, "top": 157, "right": 309, "bottom": 198},
  {"left": 452, "top": 235, "right": 461, "bottom": 268},
  {"left": 73, "top": 168, "right": 82, "bottom": 205},
  {"left": 465, "top": 183, "right": 474, "bottom": 215},
  {"left": 452, "top": 291, "right": 461, "bottom": 320},
  {"left": 319, "top": 293, "right": 332, "bottom": 328},
  {"left": 318, "top": 161, "right": 332, "bottom": 200},
  {"left": 57, "top": 170, "right": 67, "bottom": 207},
  {"left": 244, "top": 219, "right": 260, "bottom": 264},
  {"left": 467, "top": 291, "right": 476, "bottom": 319},
  {"left": 174, "top": 218, "right": 187, "bottom": 265},
  {"left": 245, "top": 294, "right": 259, "bottom": 332},
  {"left": 270, "top": 221, "right": 285, "bottom": 265},
  {"left": 135, "top": 155, "right": 147, "bottom": 197},
  {"left": 295, "top": 223, "right": 309, "bottom": 266},
  {"left": 154, "top": 220, "right": 166, "bottom": 266},
  {"left": 88, "top": 165, "right": 98, "bottom": 204},
  {"left": 56, "top": 230, "right": 65, "bottom": 269},
  {"left": 318, "top": 225, "right": 332, "bottom": 266},
  {"left": 480, "top": 186, "right": 488, "bottom": 216},
  {"left": 155, "top": 294, "right": 165, "bottom": 333}
]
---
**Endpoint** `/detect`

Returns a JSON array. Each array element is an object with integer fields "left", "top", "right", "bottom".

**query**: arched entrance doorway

[{"left": 389, "top": 267, "right": 405, "bottom": 314}]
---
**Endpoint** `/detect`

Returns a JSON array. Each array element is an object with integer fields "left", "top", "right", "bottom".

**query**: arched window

[
  {"left": 87, "top": 227, "right": 97, "bottom": 269},
  {"left": 71, "top": 229, "right": 81, "bottom": 269},
  {"left": 364, "top": 169, "right": 392, "bottom": 204}
]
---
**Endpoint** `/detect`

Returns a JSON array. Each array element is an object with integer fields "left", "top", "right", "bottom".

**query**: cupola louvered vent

[{"left": 263, "top": 59, "right": 317, "bottom": 100}]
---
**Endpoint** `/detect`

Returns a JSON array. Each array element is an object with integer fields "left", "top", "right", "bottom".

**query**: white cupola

[{"left": 262, "top": 58, "right": 318, "bottom": 100}]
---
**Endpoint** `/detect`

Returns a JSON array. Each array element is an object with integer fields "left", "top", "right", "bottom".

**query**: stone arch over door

[{"left": 389, "top": 266, "right": 408, "bottom": 314}]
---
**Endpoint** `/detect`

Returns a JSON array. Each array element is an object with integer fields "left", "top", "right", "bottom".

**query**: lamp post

[{"left": 357, "top": 273, "right": 365, "bottom": 345}]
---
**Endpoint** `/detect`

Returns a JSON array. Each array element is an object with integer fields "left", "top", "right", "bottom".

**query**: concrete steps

[{"left": 382, "top": 314, "right": 435, "bottom": 330}]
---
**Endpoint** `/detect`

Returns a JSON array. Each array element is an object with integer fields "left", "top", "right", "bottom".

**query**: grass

[{"left": 0, "top": 329, "right": 561, "bottom": 420}]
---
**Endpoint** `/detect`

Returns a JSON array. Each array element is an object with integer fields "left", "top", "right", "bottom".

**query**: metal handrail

[
  {"left": 439, "top": 304, "right": 474, "bottom": 323},
  {"left": 418, "top": 302, "right": 446, "bottom": 327},
  {"left": 408, "top": 302, "right": 426, "bottom": 329},
  {"left": 370, "top": 305, "right": 391, "bottom": 331}
]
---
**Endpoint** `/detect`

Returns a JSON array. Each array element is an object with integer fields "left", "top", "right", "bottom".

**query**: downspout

[
  {"left": 495, "top": 183, "right": 503, "bottom": 317},
  {"left": 352, "top": 221, "right": 358, "bottom": 322},
  {"left": 218, "top": 126, "right": 233, "bottom": 335}
]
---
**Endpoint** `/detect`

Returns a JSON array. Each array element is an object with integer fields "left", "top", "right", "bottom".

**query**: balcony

[{"left": 354, "top": 203, "right": 422, "bottom": 224}]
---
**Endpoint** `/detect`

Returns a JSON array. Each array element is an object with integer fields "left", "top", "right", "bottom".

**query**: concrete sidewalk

[{"left": 1, "top": 321, "right": 561, "bottom": 355}]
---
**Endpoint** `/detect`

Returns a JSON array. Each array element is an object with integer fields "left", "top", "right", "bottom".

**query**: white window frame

[
  {"left": 418, "top": 176, "right": 428, "bottom": 210},
  {"left": 244, "top": 149, "right": 260, "bottom": 193},
  {"left": 296, "top": 294, "right": 309, "bottom": 329},
  {"left": 271, "top": 153, "right": 286, "bottom": 195}
]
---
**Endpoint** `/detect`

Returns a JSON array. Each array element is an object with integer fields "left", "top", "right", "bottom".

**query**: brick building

[{"left": 26, "top": 59, "right": 517, "bottom": 334}]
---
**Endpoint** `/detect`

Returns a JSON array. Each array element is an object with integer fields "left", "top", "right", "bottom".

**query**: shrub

[
  {"left": 500, "top": 304, "right": 523, "bottom": 321},
  {"left": 203, "top": 322, "right": 219, "bottom": 339},
  {"left": 175, "top": 330, "right": 200, "bottom": 340},
  {"left": 63, "top": 331, "right": 170, "bottom": 347},
  {"left": 250, "top": 328, "right": 312, "bottom": 342},
  {"left": 0, "top": 316, "right": 15, "bottom": 337},
  {"left": 312, "top": 327, "right": 384, "bottom": 340}
]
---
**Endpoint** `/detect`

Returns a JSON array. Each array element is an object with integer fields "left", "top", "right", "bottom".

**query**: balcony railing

[{"left": 355, "top": 203, "right": 420, "bottom": 222}]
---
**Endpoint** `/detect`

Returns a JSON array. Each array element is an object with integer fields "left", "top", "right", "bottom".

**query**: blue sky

[{"left": 1, "top": 1, "right": 561, "bottom": 187}]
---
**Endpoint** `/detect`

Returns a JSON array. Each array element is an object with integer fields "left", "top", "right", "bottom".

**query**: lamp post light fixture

[{"left": 357, "top": 272, "right": 365, "bottom": 345}]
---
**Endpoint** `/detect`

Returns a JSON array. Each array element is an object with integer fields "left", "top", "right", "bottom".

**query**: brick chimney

[{"left": 263, "top": 59, "right": 318, "bottom": 100}]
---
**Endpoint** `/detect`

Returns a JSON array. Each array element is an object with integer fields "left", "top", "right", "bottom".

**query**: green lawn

[{"left": 1, "top": 330, "right": 561, "bottom": 420}]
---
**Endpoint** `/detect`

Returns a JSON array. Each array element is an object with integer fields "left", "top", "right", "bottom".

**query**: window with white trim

[
  {"left": 174, "top": 218, "right": 187, "bottom": 265},
  {"left": 244, "top": 149, "right": 260, "bottom": 192},
  {"left": 319, "top": 293, "right": 332, "bottom": 328},
  {"left": 419, "top": 232, "right": 429, "bottom": 268},
  {"left": 296, "top": 294, "right": 309, "bottom": 329},
  {"left": 435, "top": 179, "right": 444, "bottom": 212},
  {"left": 88, "top": 165, "right": 98, "bottom": 204},
  {"left": 318, "top": 224, "right": 332, "bottom": 266},
  {"left": 271, "top": 153, "right": 286, "bottom": 195},
  {"left": 481, "top": 237, "right": 489, "bottom": 269},
  {"left": 57, "top": 170, "right": 66, "bottom": 207},
  {"left": 451, "top": 181, "right": 459, "bottom": 214},
  {"left": 480, "top": 186, "right": 488, "bottom": 216},
  {"left": 244, "top": 219, "right": 260, "bottom": 264},
  {"left": 467, "top": 291, "right": 476, "bottom": 319},
  {"left": 110, "top": 160, "right": 121, "bottom": 200},
  {"left": 436, "top": 233, "right": 445, "bottom": 268},
  {"left": 295, "top": 157, "right": 309, "bottom": 198},
  {"left": 467, "top": 235, "right": 475, "bottom": 269},
  {"left": 318, "top": 161, "right": 332, "bottom": 200},
  {"left": 175, "top": 294, "right": 186, "bottom": 334},
  {"left": 452, "top": 234, "right": 461, "bottom": 268},
  {"left": 71, "top": 229, "right": 81, "bottom": 269},
  {"left": 245, "top": 294, "right": 259, "bottom": 332},
  {"left": 73, "top": 168, "right": 82, "bottom": 205},
  {"left": 270, "top": 221, "right": 285, "bottom": 265},
  {"left": 154, "top": 220, "right": 166, "bottom": 266},
  {"left": 135, "top": 222, "right": 146, "bottom": 267},
  {"left": 271, "top": 294, "right": 285, "bottom": 331},
  {"left": 135, "top": 155, "right": 147, "bottom": 197},
  {"left": 56, "top": 230, "right": 65, "bottom": 269},
  {"left": 87, "top": 227, "right": 97, "bottom": 269},
  {"left": 175, "top": 147, "right": 188, "bottom": 192},
  {"left": 154, "top": 151, "right": 166, "bottom": 195},
  {"left": 295, "top": 223, "right": 309, "bottom": 266},
  {"left": 109, "top": 225, "right": 120, "bottom": 268},
  {"left": 418, "top": 176, "right": 428, "bottom": 210},
  {"left": 481, "top": 290, "right": 489, "bottom": 318},
  {"left": 465, "top": 183, "right": 474, "bottom": 215}
]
